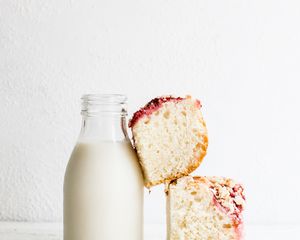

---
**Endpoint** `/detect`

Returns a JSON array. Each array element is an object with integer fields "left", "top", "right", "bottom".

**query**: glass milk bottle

[{"left": 64, "top": 94, "right": 144, "bottom": 240}]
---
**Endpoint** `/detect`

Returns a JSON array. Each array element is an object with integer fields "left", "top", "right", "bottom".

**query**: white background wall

[{"left": 1, "top": 0, "right": 300, "bottom": 225}]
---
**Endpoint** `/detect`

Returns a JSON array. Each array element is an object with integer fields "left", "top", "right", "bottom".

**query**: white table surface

[{"left": 0, "top": 222, "right": 299, "bottom": 240}]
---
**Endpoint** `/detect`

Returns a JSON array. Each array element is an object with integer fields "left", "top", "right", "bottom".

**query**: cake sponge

[{"left": 129, "top": 96, "right": 208, "bottom": 188}]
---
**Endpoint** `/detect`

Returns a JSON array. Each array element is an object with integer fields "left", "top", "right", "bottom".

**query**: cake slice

[
  {"left": 167, "top": 176, "right": 245, "bottom": 240},
  {"left": 129, "top": 96, "right": 208, "bottom": 188}
]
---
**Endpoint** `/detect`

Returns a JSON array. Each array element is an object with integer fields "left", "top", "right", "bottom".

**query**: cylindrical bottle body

[
  {"left": 64, "top": 94, "right": 143, "bottom": 239},
  {"left": 64, "top": 139, "right": 144, "bottom": 240}
]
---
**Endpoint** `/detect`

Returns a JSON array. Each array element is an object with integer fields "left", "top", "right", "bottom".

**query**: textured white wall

[{"left": 1, "top": 0, "right": 300, "bottom": 225}]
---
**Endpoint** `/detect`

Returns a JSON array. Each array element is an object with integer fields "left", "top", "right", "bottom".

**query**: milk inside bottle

[{"left": 64, "top": 94, "right": 144, "bottom": 240}]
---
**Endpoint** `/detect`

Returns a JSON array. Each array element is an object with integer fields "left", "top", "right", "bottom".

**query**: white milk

[{"left": 64, "top": 140, "right": 144, "bottom": 240}]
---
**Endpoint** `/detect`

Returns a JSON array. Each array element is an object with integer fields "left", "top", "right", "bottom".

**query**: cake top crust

[
  {"left": 194, "top": 176, "right": 246, "bottom": 225},
  {"left": 128, "top": 95, "right": 201, "bottom": 128}
]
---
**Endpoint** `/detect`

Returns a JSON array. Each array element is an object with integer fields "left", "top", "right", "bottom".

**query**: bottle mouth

[{"left": 81, "top": 94, "right": 127, "bottom": 116}]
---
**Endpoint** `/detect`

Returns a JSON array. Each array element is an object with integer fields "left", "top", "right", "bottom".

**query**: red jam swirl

[
  {"left": 128, "top": 96, "right": 184, "bottom": 128},
  {"left": 209, "top": 182, "right": 245, "bottom": 239}
]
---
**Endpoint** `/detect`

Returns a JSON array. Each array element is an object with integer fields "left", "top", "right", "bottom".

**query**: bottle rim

[
  {"left": 81, "top": 94, "right": 127, "bottom": 104},
  {"left": 81, "top": 94, "right": 127, "bottom": 116}
]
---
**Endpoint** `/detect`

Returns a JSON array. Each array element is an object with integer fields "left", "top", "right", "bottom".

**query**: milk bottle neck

[{"left": 78, "top": 94, "right": 129, "bottom": 142}]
